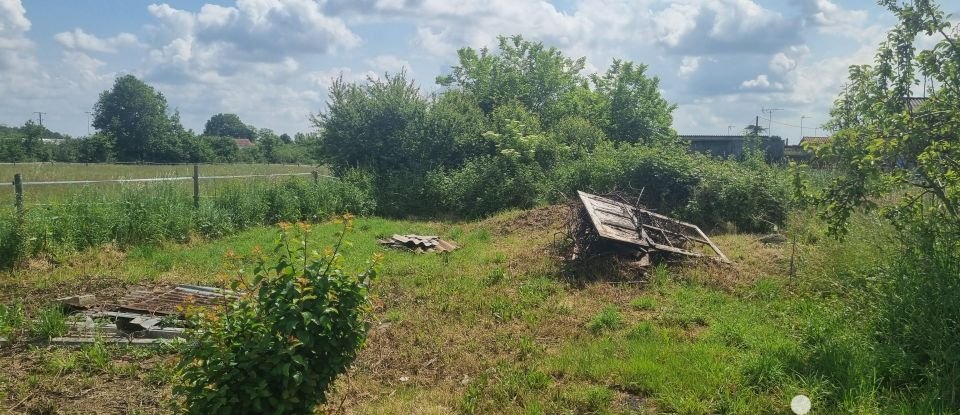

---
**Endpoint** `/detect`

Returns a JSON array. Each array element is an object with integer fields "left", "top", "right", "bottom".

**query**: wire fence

[{"left": 4, "top": 164, "right": 336, "bottom": 213}]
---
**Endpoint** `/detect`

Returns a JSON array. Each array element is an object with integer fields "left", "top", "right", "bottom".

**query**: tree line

[{"left": 0, "top": 77, "right": 316, "bottom": 164}]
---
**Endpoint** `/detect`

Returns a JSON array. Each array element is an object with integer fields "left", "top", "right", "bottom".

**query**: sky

[{"left": 1, "top": 0, "right": 957, "bottom": 144}]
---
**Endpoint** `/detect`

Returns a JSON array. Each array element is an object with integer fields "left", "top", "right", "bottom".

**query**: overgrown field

[
  {"left": 0, "top": 206, "right": 949, "bottom": 414},
  {"left": 0, "top": 163, "right": 321, "bottom": 205}
]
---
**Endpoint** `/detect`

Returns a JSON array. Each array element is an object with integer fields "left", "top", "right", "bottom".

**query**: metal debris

[
  {"left": 21, "top": 284, "right": 237, "bottom": 346},
  {"left": 565, "top": 191, "right": 729, "bottom": 266},
  {"left": 379, "top": 234, "right": 458, "bottom": 253},
  {"left": 115, "top": 284, "right": 237, "bottom": 316}
]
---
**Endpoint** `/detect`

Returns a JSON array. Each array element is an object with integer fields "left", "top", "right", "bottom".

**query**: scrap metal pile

[
  {"left": 46, "top": 284, "right": 236, "bottom": 345},
  {"left": 378, "top": 234, "right": 458, "bottom": 253},
  {"left": 564, "top": 191, "right": 729, "bottom": 267}
]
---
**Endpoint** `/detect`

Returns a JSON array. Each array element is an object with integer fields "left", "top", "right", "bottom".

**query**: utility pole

[
  {"left": 761, "top": 107, "right": 783, "bottom": 137},
  {"left": 800, "top": 115, "right": 809, "bottom": 146},
  {"left": 727, "top": 125, "right": 734, "bottom": 135},
  {"left": 755, "top": 115, "right": 760, "bottom": 135},
  {"left": 84, "top": 111, "right": 92, "bottom": 136},
  {"left": 34, "top": 112, "right": 46, "bottom": 127}
]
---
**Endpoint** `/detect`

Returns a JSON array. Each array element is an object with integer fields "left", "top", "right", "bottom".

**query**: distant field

[{"left": 0, "top": 163, "right": 322, "bottom": 207}]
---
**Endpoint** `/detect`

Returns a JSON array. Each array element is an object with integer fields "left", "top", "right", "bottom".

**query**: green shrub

[
  {"left": 875, "top": 225, "right": 960, "bottom": 406},
  {"left": 176, "top": 218, "right": 380, "bottom": 414},
  {"left": 427, "top": 155, "right": 542, "bottom": 218}
]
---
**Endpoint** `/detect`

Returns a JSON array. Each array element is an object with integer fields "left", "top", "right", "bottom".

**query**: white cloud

[
  {"left": 145, "top": 0, "right": 359, "bottom": 75},
  {"left": 367, "top": 55, "right": 413, "bottom": 74},
  {"left": 54, "top": 29, "right": 140, "bottom": 53},
  {"left": 678, "top": 56, "right": 701, "bottom": 77},
  {"left": 740, "top": 74, "right": 784, "bottom": 90},
  {"left": 653, "top": 0, "right": 801, "bottom": 54}
]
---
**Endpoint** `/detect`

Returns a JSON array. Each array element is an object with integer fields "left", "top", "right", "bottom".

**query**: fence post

[
  {"left": 193, "top": 164, "right": 200, "bottom": 208},
  {"left": 13, "top": 173, "right": 23, "bottom": 215},
  {"left": 312, "top": 170, "right": 319, "bottom": 184}
]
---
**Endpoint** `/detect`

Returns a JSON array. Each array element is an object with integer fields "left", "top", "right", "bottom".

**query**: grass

[
  {"left": 0, "top": 162, "right": 321, "bottom": 207},
  {"left": 0, "top": 205, "right": 954, "bottom": 414}
]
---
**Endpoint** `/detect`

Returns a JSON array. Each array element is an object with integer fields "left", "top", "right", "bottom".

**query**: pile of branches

[{"left": 560, "top": 190, "right": 716, "bottom": 267}]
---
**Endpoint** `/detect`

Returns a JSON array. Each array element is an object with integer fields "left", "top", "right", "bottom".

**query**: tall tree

[
  {"left": 437, "top": 35, "right": 586, "bottom": 126},
  {"left": 312, "top": 72, "right": 428, "bottom": 173},
  {"left": 592, "top": 60, "right": 676, "bottom": 143},
  {"left": 819, "top": 0, "right": 960, "bottom": 236},
  {"left": 203, "top": 113, "right": 256, "bottom": 140},
  {"left": 92, "top": 75, "right": 172, "bottom": 162}
]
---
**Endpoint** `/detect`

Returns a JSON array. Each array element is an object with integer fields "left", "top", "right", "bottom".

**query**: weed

[
  {"left": 0, "top": 300, "right": 25, "bottom": 340},
  {"left": 589, "top": 305, "right": 623, "bottom": 334},
  {"left": 32, "top": 306, "right": 68, "bottom": 340},
  {"left": 630, "top": 296, "right": 657, "bottom": 311}
]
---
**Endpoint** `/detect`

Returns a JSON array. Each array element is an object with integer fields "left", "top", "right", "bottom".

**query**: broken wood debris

[
  {"left": 379, "top": 234, "right": 458, "bottom": 253},
  {"left": 17, "top": 284, "right": 237, "bottom": 346},
  {"left": 564, "top": 191, "right": 729, "bottom": 266}
]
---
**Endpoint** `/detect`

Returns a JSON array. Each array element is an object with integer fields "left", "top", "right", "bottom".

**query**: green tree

[
  {"left": 203, "top": 113, "right": 256, "bottom": 140},
  {"left": 207, "top": 136, "right": 240, "bottom": 162},
  {"left": 591, "top": 60, "right": 676, "bottom": 143},
  {"left": 437, "top": 35, "right": 586, "bottom": 126},
  {"left": 21, "top": 120, "right": 42, "bottom": 158},
  {"left": 78, "top": 133, "right": 115, "bottom": 162},
  {"left": 312, "top": 72, "right": 428, "bottom": 174},
  {"left": 92, "top": 75, "right": 173, "bottom": 162},
  {"left": 819, "top": 0, "right": 959, "bottom": 235},
  {"left": 818, "top": 1, "right": 960, "bottom": 405}
]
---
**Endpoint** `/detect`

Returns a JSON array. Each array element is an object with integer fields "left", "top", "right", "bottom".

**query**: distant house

[
  {"left": 679, "top": 135, "right": 785, "bottom": 160},
  {"left": 799, "top": 136, "right": 830, "bottom": 148},
  {"left": 233, "top": 138, "right": 255, "bottom": 148}
]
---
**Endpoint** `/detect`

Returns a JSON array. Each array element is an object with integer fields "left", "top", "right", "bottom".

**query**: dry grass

[{"left": 0, "top": 206, "right": 812, "bottom": 414}]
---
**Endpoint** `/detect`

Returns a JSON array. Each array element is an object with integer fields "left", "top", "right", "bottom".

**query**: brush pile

[{"left": 562, "top": 191, "right": 729, "bottom": 267}]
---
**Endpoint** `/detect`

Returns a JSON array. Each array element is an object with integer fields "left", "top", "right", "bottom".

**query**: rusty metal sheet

[{"left": 114, "top": 285, "right": 235, "bottom": 316}]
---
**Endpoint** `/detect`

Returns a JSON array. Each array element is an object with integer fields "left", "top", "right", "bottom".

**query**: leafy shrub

[
  {"left": 427, "top": 155, "right": 542, "bottom": 218},
  {"left": 176, "top": 218, "right": 380, "bottom": 414},
  {"left": 875, "top": 225, "right": 960, "bottom": 406}
]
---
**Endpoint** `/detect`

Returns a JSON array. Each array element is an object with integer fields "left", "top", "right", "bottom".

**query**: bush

[
  {"left": 176, "top": 219, "right": 380, "bottom": 414},
  {"left": 427, "top": 155, "right": 542, "bottom": 218},
  {"left": 875, "top": 225, "right": 960, "bottom": 406}
]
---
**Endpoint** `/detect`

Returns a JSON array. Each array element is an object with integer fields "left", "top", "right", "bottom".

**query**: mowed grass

[
  {"left": 0, "top": 206, "right": 923, "bottom": 414},
  {"left": 0, "top": 163, "right": 321, "bottom": 207}
]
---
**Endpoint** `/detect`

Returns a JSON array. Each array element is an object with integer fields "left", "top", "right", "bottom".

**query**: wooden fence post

[
  {"left": 13, "top": 173, "right": 23, "bottom": 215},
  {"left": 193, "top": 164, "right": 200, "bottom": 208},
  {"left": 312, "top": 171, "right": 319, "bottom": 184}
]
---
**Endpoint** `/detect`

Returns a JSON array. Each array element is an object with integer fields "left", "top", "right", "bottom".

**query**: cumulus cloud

[
  {"left": 741, "top": 74, "right": 784, "bottom": 90},
  {"left": 653, "top": 0, "right": 801, "bottom": 55},
  {"left": 54, "top": 29, "right": 139, "bottom": 53},
  {"left": 367, "top": 55, "right": 413, "bottom": 74},
  {"left": 144, "top": 0, "right": 359, "bottom": 79},
  {"left": 678, "top": 56, "right": 701, "bottom": 77}
]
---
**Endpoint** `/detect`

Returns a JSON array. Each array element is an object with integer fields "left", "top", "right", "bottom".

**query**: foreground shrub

[
  {"left": 875, "top": 223, "right": 960, "bottom": 407},
  {"left": 176, "top": 218, "right": 380, "bottom": 414}
]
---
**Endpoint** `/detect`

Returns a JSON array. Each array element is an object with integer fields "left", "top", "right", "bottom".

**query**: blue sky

[{"left": 2, "top": 0, "right": 956, "bottom": 143}]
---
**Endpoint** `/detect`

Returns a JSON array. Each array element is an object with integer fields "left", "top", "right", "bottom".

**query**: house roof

[
  {"left": 906, "top": 97, "right": 927, "bottom": 113},
  {"left": 233, "top": 138, "right": 255, "bottom": 148},
  {"left": 799, "top": 136, "right": 830, "bottom": 146},
  {"left": 679, "top": 135, "right": 749, "bottom": 142}
]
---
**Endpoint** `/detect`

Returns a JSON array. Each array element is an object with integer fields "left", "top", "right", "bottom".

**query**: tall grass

[{"left": 0, "top": 175, "right": 374, "bottom": 268}]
